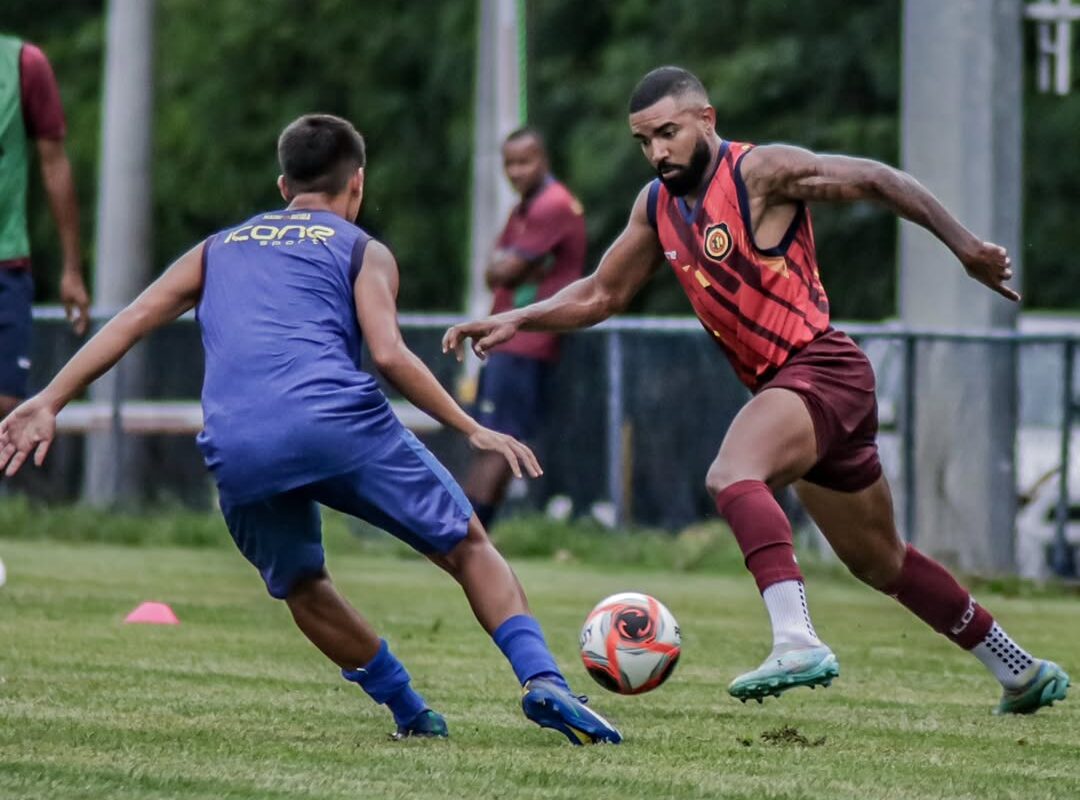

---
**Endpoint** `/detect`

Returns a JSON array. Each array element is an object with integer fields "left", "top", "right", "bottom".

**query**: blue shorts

[
  {"left": 0, "top": 269, "right": 33, "bottom": 399},
  {"left": 220, "top": 427, "right": 473, "bottom": 599},
  {"left": 474, "top": 351, "right": 548, "bottom": 441}
]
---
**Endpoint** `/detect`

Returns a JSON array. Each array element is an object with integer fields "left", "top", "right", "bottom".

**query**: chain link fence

[{"left": 17, "top": 309, "right": 1080, "bottom": 579}]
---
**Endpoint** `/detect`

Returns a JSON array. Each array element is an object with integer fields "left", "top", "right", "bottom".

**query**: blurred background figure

[
  {"left": 463, "top": 127, "right": 585, "bottom": 530},
  {"left": 0, "top": 32, "right": 90, "bottom": 419}
]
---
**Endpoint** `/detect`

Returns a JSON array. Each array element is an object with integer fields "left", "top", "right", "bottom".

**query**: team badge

[{"left": 703, "top": 223, "right": 733, "bottom": 264}]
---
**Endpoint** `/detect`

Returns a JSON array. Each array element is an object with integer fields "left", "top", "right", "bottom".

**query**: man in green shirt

[{"left": 0, "top": 33, "right": 90, "bottom": 417}]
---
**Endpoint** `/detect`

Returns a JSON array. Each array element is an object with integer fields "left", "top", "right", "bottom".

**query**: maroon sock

[
  {"left": 883, "top": 544, "right": 993, "bottom": 650},
  {"left": 714, "top": 479, "right": 803, "bottom": 593}
]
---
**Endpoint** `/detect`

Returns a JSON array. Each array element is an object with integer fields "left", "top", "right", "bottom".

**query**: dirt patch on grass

[{"left": 760, "top": 725, "right": 826, "bottom": 747}]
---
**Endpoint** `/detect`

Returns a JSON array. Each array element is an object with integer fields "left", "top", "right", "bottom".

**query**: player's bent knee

[
  {"left": 440, "top": 537, "right": 483, "bottom": 577},
  {"left": 284, "top": 567, "right": 331, "bottom": 599},
  {"left": 705, "top": 462, "right": 758, "bottom": 499},
  {"left": 438, "top": 521, "right": 497, "bottom": 576},
  {"left": 269, "top": 562, "right": 328, "bottom": 601},
  {"left": 841, "top": 542, "right": 904, "bottom": 590}
]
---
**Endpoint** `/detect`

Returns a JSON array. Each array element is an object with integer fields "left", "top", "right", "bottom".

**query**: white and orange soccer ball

[{"left": 579, "top": 592, "right": 681, "bottom": 694}]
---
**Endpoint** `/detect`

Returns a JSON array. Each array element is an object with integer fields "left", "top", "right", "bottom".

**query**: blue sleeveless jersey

[{"left": 196, "top": 209, "right": 398, "bottom": 503}]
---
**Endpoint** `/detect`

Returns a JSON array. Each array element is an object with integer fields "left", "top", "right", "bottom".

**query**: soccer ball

[{"left": 579, "top": 592, "right": 681, "bottom": 694}]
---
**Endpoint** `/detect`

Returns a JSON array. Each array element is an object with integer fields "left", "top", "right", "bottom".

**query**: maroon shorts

[{"left": 757, "top": 329, "right": 882, "bottom": 493}]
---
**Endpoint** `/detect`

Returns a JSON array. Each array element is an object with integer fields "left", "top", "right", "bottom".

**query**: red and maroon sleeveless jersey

[{"left": 649, "top": 140, "right": 830, "bottom": 390}]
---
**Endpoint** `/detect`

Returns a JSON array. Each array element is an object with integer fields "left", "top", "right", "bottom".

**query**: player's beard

[{"left": 657, "top": 137, "right": 712, "bottom": 197}]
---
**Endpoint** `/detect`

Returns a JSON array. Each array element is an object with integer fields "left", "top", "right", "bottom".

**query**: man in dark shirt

[{"left": 464, "top": 128, "right": 586, "bottom": 528}]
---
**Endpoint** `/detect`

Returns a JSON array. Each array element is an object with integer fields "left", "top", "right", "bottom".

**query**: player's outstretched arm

[
  {"left": 0, "top": 242, "right": 206, "bottom": 477},
  {"left": 442, "top": 184, "right": 664, "bottom": 361},
  {"left": 741, "top": 144, "right": 1019, "bottom": 302},
  {"left": 355, "top": 241, "right": 541, "bottom": 479}
]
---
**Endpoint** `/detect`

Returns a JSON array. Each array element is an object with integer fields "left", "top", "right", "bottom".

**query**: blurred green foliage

[{"left": 4, "top": 0, "right": 1078, "bottom": 317}]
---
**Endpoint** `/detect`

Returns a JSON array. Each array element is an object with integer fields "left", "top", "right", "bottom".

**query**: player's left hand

[
  {"left": 960, "top": 241, "right": 1020, "bottom": 302},
  {"left": 60, "top": 269, "right": 91, "bottom": 336},
  {"left": 0, "top": 396, "right": 57, "bottom": 477},
  {"left": 467, "top": 426, "right": 543, "bottom": 479}
]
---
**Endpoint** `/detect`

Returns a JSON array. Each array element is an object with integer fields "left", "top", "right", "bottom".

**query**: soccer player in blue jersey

[{"left": 0, "top": 114, "right": 621, "bottom": 745}]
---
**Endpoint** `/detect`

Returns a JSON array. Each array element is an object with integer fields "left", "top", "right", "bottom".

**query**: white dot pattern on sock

[
  {"left": 983, "top": 623, "right": 1034, "bottom": 677},
  {"left": 762, "top": 579, "right": 822, "bottom": 651},
  {"left": 797, "top": 582, "right": 818, "bottom": 640}
]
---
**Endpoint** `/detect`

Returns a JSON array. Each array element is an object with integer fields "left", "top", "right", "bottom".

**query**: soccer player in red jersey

[{"left": 444, "top": 66, "right": 1069, "bottom": 714}]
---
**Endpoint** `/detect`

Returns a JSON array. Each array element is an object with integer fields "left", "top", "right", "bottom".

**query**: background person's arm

[
  {"left": 485, "top": 249, "right": 542, "bottom": 289},
  {"left": 37, "top": 139, "right": 90, "bottom": 333}
]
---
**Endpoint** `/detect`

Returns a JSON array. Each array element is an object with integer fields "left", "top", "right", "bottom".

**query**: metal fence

[
  {"left": 23, "top": 307, "right": 1080, "bottom": 578},
  {"left": 838, "top": 324, "right": 1079, "bottom": 579}
]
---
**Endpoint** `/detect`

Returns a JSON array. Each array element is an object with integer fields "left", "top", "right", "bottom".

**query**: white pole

[
  {"left": 899, "top": 0, "right": 1022, "bottom": 572},
  {"left": 83, "top": 0, "right": 155, "bottom": 506},
  {"left": 1056, "top": 1, "right": 1073, "bottom": 94},
  {"left": 461, "top": 0, "right": 522, "bottom": 399}
]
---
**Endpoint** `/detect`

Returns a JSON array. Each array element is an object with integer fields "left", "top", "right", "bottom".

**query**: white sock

[
  {"left": 971, "top": 622, "right": 1038, "bottom": 689},
  {"left": 762, "top": 580, "right": 823, "bottom": 654}
]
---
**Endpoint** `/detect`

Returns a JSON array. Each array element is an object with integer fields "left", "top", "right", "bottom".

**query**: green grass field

[{"left": 1, "top": 523, "right": 1079, "bottom": 800}]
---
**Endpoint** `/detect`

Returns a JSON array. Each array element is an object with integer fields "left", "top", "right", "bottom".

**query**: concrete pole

[
  {"left": 899, "top": 0, "right": 1022, "bottom": 572},
  {"left": 83, "top": 0, "right": 155, "bottom": 506},
  {"left": 462, "top": 0, "right": 522, "bottom": 397}
]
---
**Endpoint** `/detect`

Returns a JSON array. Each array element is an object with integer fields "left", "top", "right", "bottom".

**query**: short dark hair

[
  {"left": 504, "top": 126, "right": 547, "bottom": 152},
  {"left": 277, "top": 114, "right": 366, "bottom": 195},
  {"left": 628, "top": 66, "right": 708, "bottom": 113}
]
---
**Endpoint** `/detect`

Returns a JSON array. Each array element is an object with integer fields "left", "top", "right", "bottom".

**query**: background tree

[{"left": 6, "top": 0, "right": 1078, "bottom": 318}]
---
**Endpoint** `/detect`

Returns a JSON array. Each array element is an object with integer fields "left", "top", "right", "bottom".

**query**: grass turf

[{"left": 1, "top": 532, "right": 1078, "bottom": 800}]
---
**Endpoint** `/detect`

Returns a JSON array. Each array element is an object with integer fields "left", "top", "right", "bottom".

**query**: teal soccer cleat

[
  {"left": 728, "top": 644, "right": 839, "bottom": 703},
  {"left": 390, "top": 708, "right": 449, "bottom": 740},
  {"left": 521, "top": 678, "right": 623, "bottom": 745},
  {"left": 995, "top": 661, "right": 1070, "bottom": 715}
]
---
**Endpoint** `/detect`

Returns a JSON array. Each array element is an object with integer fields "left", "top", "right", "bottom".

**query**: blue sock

[
  {"left": 341, "top": 639, "right": 427, "bottom": 727},
  {"left": 492, "top": 614, "right": 568, "bottom": 689}
]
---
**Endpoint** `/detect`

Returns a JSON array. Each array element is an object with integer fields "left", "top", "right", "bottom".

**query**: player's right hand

[
  {"left": 0, "top": 396, "right": 57, "bottom": 477},
  {"left": 442, "top": 316, "right": 520, "bottom": 362},
  {"left": 467, "top": 426, "right": 543, "bottom": 480},
  {"left": 960, "top": 240, "right": 1021, "bottom": 302}
]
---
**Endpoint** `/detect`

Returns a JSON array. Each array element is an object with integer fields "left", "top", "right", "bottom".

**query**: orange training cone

[{"left": 124, "top": 601, "right": 180, "bottom": 625}]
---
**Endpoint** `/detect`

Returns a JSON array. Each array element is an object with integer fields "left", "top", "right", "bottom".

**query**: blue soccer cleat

[
  {"left": 994, "top": 661, "right": 1070, "bottom": 715},
  {"left": 390, "top": 708, "right": 449, "bottom": 740},
  {"left": 521, "top": 678, "right": 623, "bottom": 745},
  {"left": 728, "top": 644, "right": 840, "bottom": 703}
]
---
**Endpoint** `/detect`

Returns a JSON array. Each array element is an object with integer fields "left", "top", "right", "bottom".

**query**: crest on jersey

[{"left": 703, "top": 223, "right": 733, "bottom": 264}]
